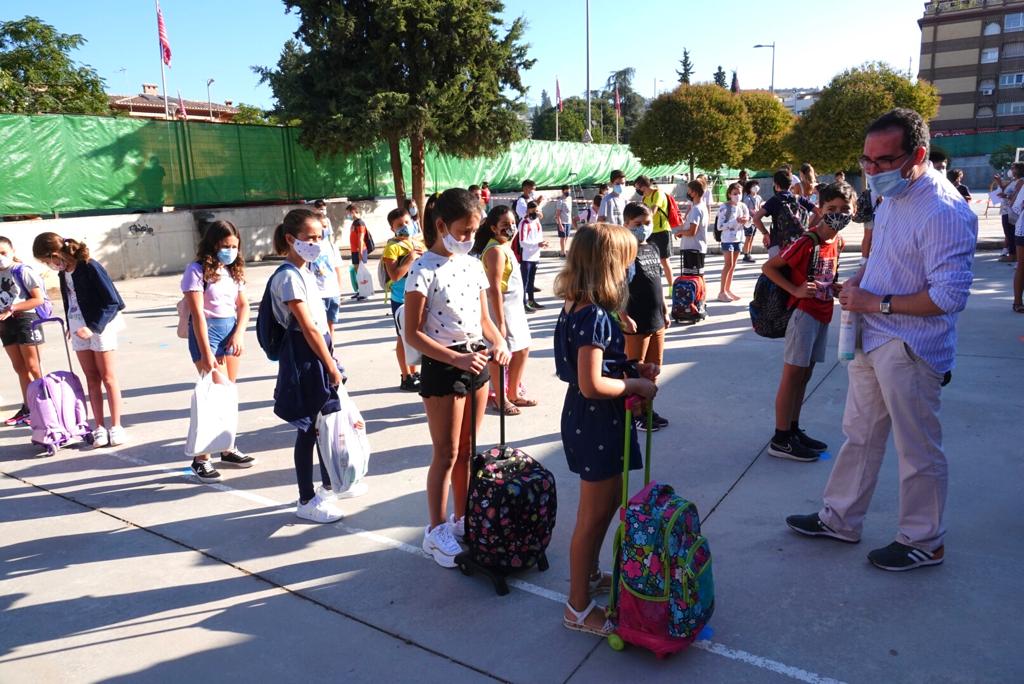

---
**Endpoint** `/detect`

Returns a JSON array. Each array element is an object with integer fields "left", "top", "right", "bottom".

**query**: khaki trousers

[
  {"left": 624, "top": 328, "right": 665, "bottom": 367},
  {"left": 819, "top": 338, "right": 947, "bottom": 552}
]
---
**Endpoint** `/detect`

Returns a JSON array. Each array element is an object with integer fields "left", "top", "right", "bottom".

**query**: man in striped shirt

[{"left": 786, "top": 108, "right": 978, "bottom": 572}]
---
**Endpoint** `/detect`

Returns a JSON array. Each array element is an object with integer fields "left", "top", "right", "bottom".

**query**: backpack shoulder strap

[{"left": 803, "top": 231, "right": 822, "bottom": 276}]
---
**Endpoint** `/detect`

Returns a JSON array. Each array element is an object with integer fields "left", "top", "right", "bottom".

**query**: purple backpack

[
  {"left": 28, "top": 371, "right": 89, "bottom": 455},
  {"left": 13, "top": 265, "right": 54, "bottom": 320}
]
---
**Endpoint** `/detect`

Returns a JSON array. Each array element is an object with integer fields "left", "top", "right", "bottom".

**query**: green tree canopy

[
  {"left": 532, "top": 96, "right": 587, "bottom": 142},
  {"left": 713, "top": 66, "right": 727, "bottom": 89},
  {"left": 738, "top": 90, "right": 796, "bottom": 171},
  {"left": 630, "top": 84, "right": 753, "bottom": 177},
  {"left": 600, "top": 68, "right": 644, "bottom": 143},
  {"left": 989, "top": 144, "right": 1017, "bottom": 171},
  {"left": 0, "top": 16, "right": 108, "bottom": 115},
  {"left": 233, "top": 103, "right": 273, "bottom": 125},
  {"left": 787, "top": 62, "right": 940, "bottom": 173},
  {"left": 258, "top": 0, "right": 533, "bottom": 211},
  {"left": 677, "top": 48, "right": 693, "bottom": 84}
]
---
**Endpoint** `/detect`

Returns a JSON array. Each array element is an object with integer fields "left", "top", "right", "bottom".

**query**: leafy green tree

[
  {"left": 531, "top": 96, "right": 588, "bottom": 141},
  {"left": 677, "top": 48, "right": 694, "bottom": 85},
  {"left": 738, "top": 90, "right": 796, "bottom": 171},
  {"left": 730, "top": 71, "right": 740, "bottom": 94},
  {"left": 787, "top": 62, "right": 940, "bottom": 173},
  {"left": 258, "top": 0, "right": 533, "bottom": 211},
  {"left": 232, "top": 103, "right": 272, "bottom": 125},
  {"left": 599, "top": 67, "right": 643, "bottom": 143},
  {"left": 989, "top": 144, "right": 1016, "bottom": 171},
  {"left": 713, "top": 66, "right": 727, "bottom": 89},
  {"left": 539, "top": 89, "right": 552, "bottom": 110},
  {"left": 630, "top": 84, "right": 753, "bottom": 178},
  {"left": 0, "top": 16, "right": 108, "bottom": 115}
]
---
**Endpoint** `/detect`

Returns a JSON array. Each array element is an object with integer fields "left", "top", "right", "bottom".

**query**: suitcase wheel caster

[
  {"left": 607, "top": 633, "right": 625, "bottom": 651},
  {"left": 493, "top": 576, "right": 510, "bottom": 596},
  {"left": 537, "top": 553, "right": 549, "bottom": 572}
]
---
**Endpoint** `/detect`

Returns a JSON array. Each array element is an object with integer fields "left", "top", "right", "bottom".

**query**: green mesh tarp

[
  {"left": 933, "top": 130, "right": 1024, "bottom": 158},
  {"left": 0, "top": 113, "right": 697, "bottom": 215}
]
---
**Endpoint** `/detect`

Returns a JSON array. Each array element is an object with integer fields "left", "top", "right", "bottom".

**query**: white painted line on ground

[{"left": 106, "top": 452, "right": 847, "bottom": 683}]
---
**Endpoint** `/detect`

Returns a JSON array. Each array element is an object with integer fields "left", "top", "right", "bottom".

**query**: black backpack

[
  {"left": 774, "top": 196, "right": 811, "bottom": 248},
  {"left": 748, "top": 232, "right": 822, "bottom": 339},
  {"left": 256, "top": 262, "right": 300, "bottom": 361}
]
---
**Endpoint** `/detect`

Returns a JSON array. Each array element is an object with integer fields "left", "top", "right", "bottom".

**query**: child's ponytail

[{"left": 32, "top": 232, "right": 90, "bottom": 264}]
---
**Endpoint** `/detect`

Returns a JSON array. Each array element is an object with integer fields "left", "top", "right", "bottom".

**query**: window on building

[
  {"left": 1000, "top": 73, "right": 1024, "bottom": 87},
  {"left": 977, "top": 106, "right": 995, "bottom": 118},
  {"left": 996, "top": 101, "right": 1024, "bottom": 116},
  {"left": 1006, "top": 42, "right": 1024, "bottom": 58},
  {"left": 984, "top": 22, "right": 1002, "bottom": 36},
  {"left": 1006, "top": 12, "right": 1024, "bottom": 32},
  {"left": 982, "top": 47, "right": 1000, "bottom": 63}
]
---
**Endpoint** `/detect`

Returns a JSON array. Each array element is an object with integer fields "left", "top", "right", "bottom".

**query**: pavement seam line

[{"left": 0, "top": 469, "right": 509, "bottom": 684}]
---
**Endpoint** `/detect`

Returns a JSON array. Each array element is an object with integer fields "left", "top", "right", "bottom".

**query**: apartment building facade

[{"left": 918, "top": 0, "right": 1024, "bottom": 134}]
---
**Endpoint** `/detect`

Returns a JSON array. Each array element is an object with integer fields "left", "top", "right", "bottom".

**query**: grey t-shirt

[
  {"left": 0, "top": 264, "right": 44, "bottom": 313},
  {"left": 270, "top": 264, "right": 328, "bottom": 335},
  {"left": 680, "top": 203, "right": 708, "bottom": 253}
]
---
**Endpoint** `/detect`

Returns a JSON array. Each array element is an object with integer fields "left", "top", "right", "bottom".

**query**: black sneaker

[
  {"left": 767, "top": 434, "right": 819, "bottom": 462},
  {"left": 191, "top": 459, "right": 222, "bottom": 482},
  {"left": 634, "top": 417, "right": 659, "bottom": 433},
  {"left": 528, "top": 299, "right": 545, "bottom": 309},
  {"left": 868, "top": 541, "right": 944, "bottom": 572},
  {"left": 220, "top": 449, "right": 256, "bottom": 468},
  {"left": 4, "top": 405, "right": 30, "bottom": 427},
  {"left": 793, "top": 427, "right": 827, "bottom": 453},
  {"left": 524, "top": 302, "right": 537, "bottom": 313},
  {"left": 785, "top": 513, "right": 859, "bottom": 543},
  {"left": 399, "top": 375, "right": 420, "bottom": 392},
  {"left": 742, "top": 254, "right": 756, "bottom": 263},
  {"left": 651, "top": 411, "right": 669, "bottom": 428}
]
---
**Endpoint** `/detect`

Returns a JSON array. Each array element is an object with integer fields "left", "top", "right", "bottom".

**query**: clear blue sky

[{"left": 2, "top": 1, "right": 925, "bottom": 109}]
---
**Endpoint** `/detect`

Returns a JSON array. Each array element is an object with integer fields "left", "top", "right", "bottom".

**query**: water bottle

[{"left": 838, "top": 310, "right": 858, "bottom": 365}]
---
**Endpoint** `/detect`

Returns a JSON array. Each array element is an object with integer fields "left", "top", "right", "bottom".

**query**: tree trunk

[
  {"left": 689, "top": 157, "right": 695, "bottom": 181},
  {"left": 387, "top": 132, "right": 406, "bottom": 207},
  {"left": 410, "top": 129, "right": 427, "bottom": 239}
]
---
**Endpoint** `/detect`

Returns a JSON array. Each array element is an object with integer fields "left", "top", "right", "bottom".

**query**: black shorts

[
  {"left": 648, "top": 231, "right": 671, "bottom": 259},
  {"left": 681, "top": 249, "right": 706, "bottom": 275},
  {"left": 0, "top": 314, "right": 43, "bottom": 347},
  {"left": 419, "top": 343, "right": 491, "bottom": 398}
]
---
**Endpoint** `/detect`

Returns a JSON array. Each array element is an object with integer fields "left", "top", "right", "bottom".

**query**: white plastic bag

[
  {"left": 317, "top": 384, "right": 370, "bottom": 493},
  {"left": 393, "top": 304, "right": 422, "bottom": 366},
  {"left": 184, "top": 370, "right": 238, "bottom": 457},
  {"left": 356, "top": 262, "right": 374, "bottom": 299}
]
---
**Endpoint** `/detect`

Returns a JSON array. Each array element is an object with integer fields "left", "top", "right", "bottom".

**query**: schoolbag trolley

[
  {"left": 606, "top": 397, "right": 715, "bottom": 657},
  {"left": 455, "top": 363, "right": 557, "bottom": 595},
  {"left": 26, "top": 317, "right": 91, "bottom": 456}
]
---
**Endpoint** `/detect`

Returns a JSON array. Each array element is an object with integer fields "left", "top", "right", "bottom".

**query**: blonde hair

[{"left": 553, "top": 223, "right": 637, "bottom": 312}]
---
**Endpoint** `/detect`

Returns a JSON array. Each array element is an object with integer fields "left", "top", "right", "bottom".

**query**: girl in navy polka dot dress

[{"left": 553, "top": 223, "right": 659, "bottom": 636}]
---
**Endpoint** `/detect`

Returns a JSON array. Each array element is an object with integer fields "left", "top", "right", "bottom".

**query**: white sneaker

[
  {"left": 89, "top": 427, "right": 109, "bottom": 449},
  {"left": 448, "top": 514, "right": 465, "bottom": 541},
  {"left": 315, "top": 485, "right": 336, "bottom": 501},
  {"left": 295, "top": 493, "right": 344, "bottom": 523},
  {"left": 107, "top": 425, "right": 128, "bottom": 446},
  {"left": 337, "top": 481, "right": 369, "bottom": 499},
  {"left": 422, "top": 523, "right": 462, "bottom": 568}
]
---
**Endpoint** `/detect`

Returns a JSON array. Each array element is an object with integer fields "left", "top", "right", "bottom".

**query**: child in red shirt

[{"left": 761, "top": 182, "right": 855, "bottom": 462}]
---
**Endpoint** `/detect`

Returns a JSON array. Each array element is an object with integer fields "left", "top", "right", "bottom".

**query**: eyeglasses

[{"left": 858, "top": 152, "right": 909, "bottom": 173}]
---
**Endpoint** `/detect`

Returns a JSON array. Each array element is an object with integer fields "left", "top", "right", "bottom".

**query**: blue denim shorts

[
  {"left": 324, "top": 296, "right": 340, "bottom": 324},
  {"left": 188, "top": 316, "right": 238, "bottom": 362},
  {"left": 721, "top": 241, "right": 742, "bottom": 252}
]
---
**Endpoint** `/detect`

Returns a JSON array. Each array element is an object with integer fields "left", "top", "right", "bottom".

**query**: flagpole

[
  {"left": 615, "top": 112, "right": 619, "bottom": 145},
  {"left": 156, "top": 0, "right": 169, "bottom": 119}
]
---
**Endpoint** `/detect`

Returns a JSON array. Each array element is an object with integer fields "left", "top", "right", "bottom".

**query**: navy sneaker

[
  {"left": 651, "top": 411, "right": 669, "bottom": 428},
  {"left": 793, "top": 427, "right": 828, "bottom": 453},
  {"left": 768, "top": 434, "right": 818, "bottom": 462},
  {"left": 868, "top": 541, "right": 944, "bottom": 572},
  {"left": 786, "top": 513, "right": 859, "bottom": 543}
]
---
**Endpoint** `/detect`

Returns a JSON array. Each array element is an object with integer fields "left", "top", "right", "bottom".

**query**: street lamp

[
  {"left": 585, "top": 0, "right": 591, "bottom": 134},
  {"left": 753, "top": 43, "right": 775, "bottom": 95},
  {"left": 206, "top": 78, "right": 215, "bottom": 121}
]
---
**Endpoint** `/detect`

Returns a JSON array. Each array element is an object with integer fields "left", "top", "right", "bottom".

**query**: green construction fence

[{"left": 0, "top": 114, "right": 696, "bottom": 216}]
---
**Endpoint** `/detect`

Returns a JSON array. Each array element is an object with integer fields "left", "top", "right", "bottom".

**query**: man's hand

[
  {"left": 838, "top": 284, "right": 882, "bottom": 313},
  {"left": 790, "top": 281, "right": 818, "bottom": 300}
]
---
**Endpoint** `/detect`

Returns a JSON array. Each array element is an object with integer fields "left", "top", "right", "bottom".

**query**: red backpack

[{"left": 662, "top": 193, "right": 684, "bottom": 229}]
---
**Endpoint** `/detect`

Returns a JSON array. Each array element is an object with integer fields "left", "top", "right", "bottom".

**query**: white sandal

[{"left": 563, "top": 600, "right": 613, "bottom": 636}]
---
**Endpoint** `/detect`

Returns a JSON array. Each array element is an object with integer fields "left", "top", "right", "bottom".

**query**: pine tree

[
  {"left": 676, "top": 48, "right": 694, "bottom": 85},
  {"left": 730, "top": 70, "right": 740, "bottom": 94},
  {"left": 714, "top": 66, "right": 728, "bottom": 89},
  {"left": 540, "top": 89, "right": 552, "bottom": 110}
]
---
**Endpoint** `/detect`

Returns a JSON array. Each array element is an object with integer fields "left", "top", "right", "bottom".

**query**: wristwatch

[{"left": 880, "top": 294, "right": 894, "bottom": 315}]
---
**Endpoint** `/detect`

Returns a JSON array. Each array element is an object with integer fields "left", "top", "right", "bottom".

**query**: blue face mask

[
  {"left": 866, "top": 166, "right": 911, "bottom": 199},
  {"left": 396, "top": 225, "right": 411, "bottom": 238},
  {"left": 630, "top": 222, "right": 653, "bottom": 243},
  {"left": 613, "top": 183, "right": 625, "bottom": 194},
  {"left": 216, "top": 247, "right": 238, "bottom": 265}
]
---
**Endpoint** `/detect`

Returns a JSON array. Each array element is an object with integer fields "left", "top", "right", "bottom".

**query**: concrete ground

[{"left": 1, "top": 236, "right": 1021, "bottom": 683}]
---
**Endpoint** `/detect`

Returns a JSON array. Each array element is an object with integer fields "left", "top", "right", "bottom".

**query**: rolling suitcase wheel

[{"left": 537, "top": 553, "right": 549, "bottom": 572}]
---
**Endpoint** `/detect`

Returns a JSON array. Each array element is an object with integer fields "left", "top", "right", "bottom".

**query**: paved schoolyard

[{"left": 1, "top": 247, "right": 1021, "bottom": 683}]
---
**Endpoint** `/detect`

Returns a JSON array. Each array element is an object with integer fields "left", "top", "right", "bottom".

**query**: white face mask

[
  {"left": 0, "top": 255, "right": 13, "bottom": 270},
  {"left": 442, "top": 232, "right": 473, "bottom": 255},
  {"left": 291, "top": 238, "right": 322, "bottom": 262}
]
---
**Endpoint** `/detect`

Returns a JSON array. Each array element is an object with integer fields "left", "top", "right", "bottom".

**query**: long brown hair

[
  {"left": 32, "top": 232, "right": 90, "bottom": 264},
  {"left": 273, "top": 208, "right": 319, "bottom": 255},
  {"left": 196, "top": 220, "right": 244, "bottom": 284},
  {"left": 553, "top": 223, "right": 636, "bottom": 312}
]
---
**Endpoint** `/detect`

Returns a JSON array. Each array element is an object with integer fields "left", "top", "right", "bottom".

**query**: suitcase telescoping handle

[
  {"left": 620, "top": 395, "right": 653, "bottom": 509},
  {"left": 31, "top": 317, "right": 75, "bottom": 375}
]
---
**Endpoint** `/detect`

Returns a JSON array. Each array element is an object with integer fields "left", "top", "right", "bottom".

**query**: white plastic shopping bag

[
  {"left": 394, "top": 304, "right": 422, "bottom": 366},
  {"left": 317, "top": 384, "right": 370, "bottom": 494},
  {"left": 356, "top": 262, "right": 375, "bottom": 299},
  {"left": 184, "top": 370, "right": 238, "bottom": 457}
]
